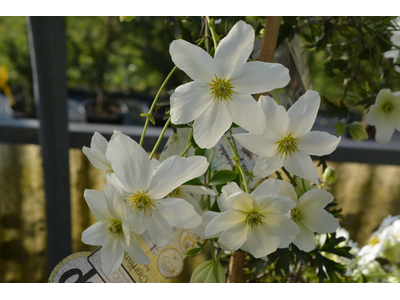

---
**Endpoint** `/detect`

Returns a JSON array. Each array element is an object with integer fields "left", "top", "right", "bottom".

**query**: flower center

[
  {"left": 383, "top": 102, "right": 394, "bottom": 113},
  {"left": 124, "top": 191, "right": 156, "bottom": 216},
  {"left": 106, "top": 219, "right": 123, "bottom": 238},
  {"left": 208, "top": 74, "right": 236, "bottom": 103},
  {"left": 275, "top": 133, "right": 299, "bottom": 159},
  {"left": 168, "top": 187, "right": 182, "bottom": 198},
  {"left": 245, "top": 210, "right": 264, "bottom": 228},
  {"left": 290, "top": 208, "right": 302, "bottom": 222},
  {"left": 369, "top": 236, "right": 380, "bottom": 246},
  {"left": 105, "top": 169, "right": 114, "bottom": 174}
]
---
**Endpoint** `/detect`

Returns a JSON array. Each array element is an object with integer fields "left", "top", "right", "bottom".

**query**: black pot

[{"left": 79, "top": 99, "right": 128, "bottom": 125}]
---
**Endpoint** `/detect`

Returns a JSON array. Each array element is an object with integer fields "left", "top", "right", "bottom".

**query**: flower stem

[
  {"left": 149, "top": 116, "right": 171, "bottom": 160},
  {"left": 139, "top": 66, "right": 177, "bottom": 146},
  {"left": 223, "top": 134, "right": 249, "bottom": 194},
  {"left": 180, "top": 127, "right": 194, "bottom": 157},
  {"left": 205, "top": 16, "right": 218, "bottom": 50},
  {"left": 209, "top": 240, "right": 220, "bottom": 283}
]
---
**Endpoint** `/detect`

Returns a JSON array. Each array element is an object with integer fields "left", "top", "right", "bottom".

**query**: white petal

[
  {"left": 81, "top": 222, "right": 109, "bottom": 246},
  {"left": 157, "top": 198, "right": 202, "bottom": 229},
  {"left": 254, "top": 195, "right": 296, "bottom": 215},
  {"left": 104, "top": 173, "right": 130, "bottom": 195},
  {"left": 121, "top": 233, "right": 151, "bottom": 265},
  {"left": 82, "top": 147, "right": 111, "bottom": 171},
  {"left": 247, "top": 224, "right": 280, "bottom": 258},
  {"left": 226, "top": 191, "right": 254, "bottom": 212},
  {"left": 283, "top": 151, "right": 319, "bottom": 184},
  {"left": 253, "top": 155, "right": 284, "bottom": 178},
  {"left": 84, "top": 189, "right": 112, "bottom": 223},
  {"left": 277, "top": 180, "right": 297, "bottom": 202},
  {"left": 91, "top": 132, "right": 108, "bottom": 154},
  {"left": 263, "top": 215, "right": 300, "bottom": 236},
  {"left": 234, "top": 133, "right": 278, "bottom": 157},
  {"left": 297, "top": 189, "right": 334, "bottom": 211},
  {"left": 102, "top": 183, "right": 124, "bottom": 220},
  {"left": 218, "top": 223, "right": 248, "bottom": 250},
  {"left": 297, "top": 131, "right": 341, "bottom": 156},
  {"left": 106, "top": 133, "right": 152, "bottom": 192},
  {"left": 128, "top": 211, "right": 147, "bottom": 235},
  {"left": 150, "top": 158, "right": 160, "bottom": 170},
  {"left": 287, "top": 90, "right": 320, "bottom": 138},
  {"left": 181, "top": 193, "right": 203, "bottom": 215},
  {"left": 170, "top": 81, "right": 214, "bottom": 125},
  {"left": 293, "top": 222, "right": 316, "bottom": 252},
  {"left": 214, "top": 20, "right": 254, "bottom": 78},
  {"left": 366, "top": 105, "right": 385, "bottom": 126},
  {"left": 180, "top": 185, "right": 216, "bottom": 196},
  {"left": 219, "top": 182, "right": 242, "bottom": 211},
  {"left": 228, "top": 93, "right": 266, "bottom": 134},
  {"left": 193, "top": 100, "right": 232, "bottom": 149},
  {"left": 169, "top": 39, "right": 215, "bottom": 82},
  {"left": 251, "top": 178, "right": 280, "bottom": 199},
  {"left": 205, "top": 210, "right": 246, "bottom": 236},
  {"left": 192, "top": 211, "right": 221, "bottom": 239},
  {"left": 101, "top": 235, "right": 124, "bottom": 276},
  {"left": 144, "top": 211, "right": 174, "bottom": 247},
  {"left": 302, "top": 207, "right": 339, "bottom": 234},
  {"left": 278, "top": 234, "right": 296, "bottom": 249},
  {"left": 375, "top": 89, "right": 393, "bottom": 105},
  {"left": 375, "top": 122, "right": 395, "bottom": 144},
  {"left": 148, "top": 156, "right": 209, "bottom": 199},
  {"left": 232, "top": 61, "right": 290, "bottom": 94},
  {"left": 259, "top": 96, "right": 289, "bottom": 139}
]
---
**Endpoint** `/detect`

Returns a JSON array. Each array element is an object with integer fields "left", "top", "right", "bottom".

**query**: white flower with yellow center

[
  {"left": 234, "top": 91, "right": 341, "bottom": 184},
  {"left": 81, "top": 183, "right": 150, "bottom": 276},
  {"left": 169, "top": 20, "right": 290, "bottom": 149},
  {"left": 105, "top": 133, "right": 208, "bottom": 247},
  {"left": 83, "top": 131, "right": 121, "bottom": 174},
  {"left": 205, "top": 181, "right": 299, "bottom": 258},
  {"left": 276, "top": 179, "right": 339, "bottom": 252},
  {"left": 366, "top": 89, "right": 400, "bottom": 144}
]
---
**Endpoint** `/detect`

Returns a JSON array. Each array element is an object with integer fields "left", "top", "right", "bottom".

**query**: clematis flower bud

[
  {"left": 349, "top": 122, "right": 368, "bottom": 142},
  {"left": 334, "top": 121, "right": 346, "bottom": 136},
  {"left": 323, "top": 166, "right": 338, "bottom": 184},
  {"left": 190, "top": 260, "right": 226, "bottom": 283}
]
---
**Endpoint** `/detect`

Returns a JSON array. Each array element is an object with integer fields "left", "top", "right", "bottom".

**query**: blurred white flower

[
  {"left": 383, "top": 17, "right": 400, "bottom": 72},
  {"left": 83, "top": 131, "right": 120, "bottom": 173},
  {"left": 366, "top": 89, "right": 400, "bottom": 143},
  {"left": 169, "top": 20, "right": 290, "bottom": 148},
  {"left": 106, "top": 133, "right": 208, "bottom": 246},
  {"left": 81, "top": 183, "right": 150, "bottom": 275},
  {"left": 234, "top": 91, "right": 340, "bottom": 184},
  {"left": 276, "top": 180, "right": 339, "bottom": 252},
  {"left": 205, "top": 181, "right": 299, "bottom": 258}
]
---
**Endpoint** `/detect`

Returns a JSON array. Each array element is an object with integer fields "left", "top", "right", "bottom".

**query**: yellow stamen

[
  {"left": 245, "top": 210, "right": 264, "bottom": 228},
  {"left": 106, "top": 219, "right": 123, "bottom": 238},
  {"left": 290, "top": 208, "right": 302, "bottom": 222},
  {"left": 124, "top": 191, "right": 156, "bottom": 216},
  {"left": 382, "top": 102, "right": 394, "bottom": 113},
  {"left": 207, "top": 74, "right": 236, "bottom": 103},
  {"left": 275, "top": 133, "right": 300, "bottom": 159}
]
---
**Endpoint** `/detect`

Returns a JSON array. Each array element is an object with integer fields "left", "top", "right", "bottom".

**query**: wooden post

[
  {"left": 227, "top": 16, "right": 282, "bottom": 283},
  {"left": 27, "top": 17, "right": 72, "bottom": 274}
]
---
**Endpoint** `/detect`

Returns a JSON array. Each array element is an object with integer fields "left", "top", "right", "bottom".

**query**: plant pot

[
  {"left": 79, "top": 99, "right": 128, "bottom": 125},
  {"left": 4, "top": 97, "right": 36, "bottom": 119}
]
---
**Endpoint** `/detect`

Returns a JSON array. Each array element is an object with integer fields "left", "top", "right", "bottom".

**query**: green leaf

[
  {"left": 183, "top": 177, "right": 203, "bottom": 186},
  {"left": 190, "top": 136, "right": 198, "bottom": 149},
  {"left": 140, "top": 113, "right": 156, "bottom": 125},
  {"left": 187, "top": 247, "right": 202, "bottom": 256},
  {"left": 209, "top": 170, "right": 237, "bottom": 186}
]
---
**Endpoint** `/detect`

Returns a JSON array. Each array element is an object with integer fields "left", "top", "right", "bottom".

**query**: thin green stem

[
  {"left": 205, "top": 16, "right": 218, "bottom": 50},
  {"left": 223, "top": 134, "right": 249, "bottom": 194},
  {"left": 270, "top": 89, "right": 280, "bottom": 105},
  {"left": 209, "top": 240, "right": 219, "bottom": 283},
  {"left": 229, "top": 128, "right": 239, "bottom": 155},
  {"left": 139, "top": 66, "right": 177, "bottom": 146},
  {"left": 180, "top": 127, "right": 194, "bottom": 157},
  {"left": 149, "top": 117, "right": 171, "bottom": 160}
]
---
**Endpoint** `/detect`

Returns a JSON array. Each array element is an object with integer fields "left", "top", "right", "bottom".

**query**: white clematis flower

[
  {"left": 106, "top": 133, "right": 208, "bottom": 247},
  {"left": 82, "top": 183, "right": 150, "bottom": 276},
  {"left": 234, "top": 91, "right": 341, "bottom": 184},
  {"left": 205, "top": 181, "right": 299, "bottom": 258},
  {"left": 83, "top": 131, "right": 120, "bottom": 173},
  {"left": 276, "top": 179, "right": 339, "bottom": 252},
  {"left": 383, "top": 17, "right": 400, "bottom": 72},
  {"left": 169, "top": 20, "right": 290, "bottom": 148},
  {"left": 366, "top": 89, "right": 400, "bottom": 144}
]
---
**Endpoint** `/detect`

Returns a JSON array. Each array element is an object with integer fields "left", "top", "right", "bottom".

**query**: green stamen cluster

[
  {"left": 245, "top": 211, "right": 264, "bottom": 228},
  {"left": 124, "top": 191, "right": 156, "bottom": 216},
  {"left": 106, "top": 219, "right": 123, "bottom": 238},
  {"left": 290, "top": 208, "right": 302, "bottom": 222},
  {"left": 168, "top": 187, "right": 182, "bottom": 198},
  {"left": 208, "top": 74, "right": 236, "bottom": 103},
  {"left": 276, "top": 133, "right": 299, "bottom": 159},
  {"left": 383, "top": 102, "right": 394, "bottom": 113}
]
